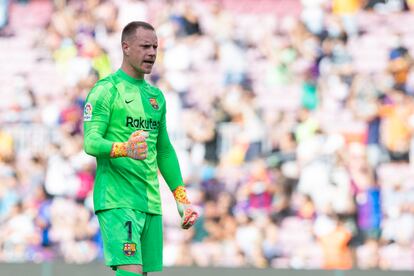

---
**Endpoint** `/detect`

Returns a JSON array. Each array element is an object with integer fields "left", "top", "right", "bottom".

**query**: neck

[{"left": 121, "top": 61, "right": 144, "bottom": 80}]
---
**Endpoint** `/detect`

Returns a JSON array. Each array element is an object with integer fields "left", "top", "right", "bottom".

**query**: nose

[{"left": 149, "top": 46, "right": 157, "bottom": 57}]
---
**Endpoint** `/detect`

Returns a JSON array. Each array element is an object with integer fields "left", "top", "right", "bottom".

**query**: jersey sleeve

[
  {"left": 156, "top": 95, "right": 184, "bottom": 192},
  {"left": 83, "top": 81, "right": 116, "bottom": 158}
]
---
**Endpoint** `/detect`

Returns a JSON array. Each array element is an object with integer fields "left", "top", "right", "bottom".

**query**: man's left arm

[{"left": 156, "top": 104, "right": 198, "bottom": 229}]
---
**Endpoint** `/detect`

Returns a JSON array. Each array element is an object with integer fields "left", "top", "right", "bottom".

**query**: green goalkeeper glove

[
  {"left": 110, "top": 130, "right": 149, "bottom": 159},
  {"left": 173, "top": 186, "right": 199, "bottom": 229}
]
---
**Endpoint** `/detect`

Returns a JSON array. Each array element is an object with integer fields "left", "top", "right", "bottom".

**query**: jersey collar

[{"left": 116, "top": 69, "right": 146, "bottom": 85}]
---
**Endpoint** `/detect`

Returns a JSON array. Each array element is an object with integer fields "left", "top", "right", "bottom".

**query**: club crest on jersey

[
  {"left": 149, "top": 98, "right": 159, "bottom": 110},
  {"left": 123, "top": 243, "right": 137, "bottom": 256},
  {"left": 84, "top": 103, "right": 93, "bottom": 121}
]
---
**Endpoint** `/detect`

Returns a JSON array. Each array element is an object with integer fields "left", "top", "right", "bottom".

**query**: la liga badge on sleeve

[{"left": 84, "top": 103, "right": 93, "bottom": 121}]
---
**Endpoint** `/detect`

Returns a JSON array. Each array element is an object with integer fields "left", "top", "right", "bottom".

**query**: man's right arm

[
  {"left": 83, "top": 82, "right": 149, "bottom": 160},
  {"left": 83, "top": 83, "right": 115, "bottom": 158}
]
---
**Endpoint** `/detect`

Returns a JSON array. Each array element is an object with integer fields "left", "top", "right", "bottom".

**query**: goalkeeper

[{"left": 83, "top": 21, "right": 198, "bottom": 276}]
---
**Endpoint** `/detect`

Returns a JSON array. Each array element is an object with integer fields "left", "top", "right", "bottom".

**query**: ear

[{"left": 122, "top": 41, "right": 129, "bottom": 56}]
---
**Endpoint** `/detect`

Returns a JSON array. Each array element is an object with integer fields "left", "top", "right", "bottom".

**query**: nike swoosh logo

[{"left": 125, "top": 99, "right": 134, "bottom": 104}]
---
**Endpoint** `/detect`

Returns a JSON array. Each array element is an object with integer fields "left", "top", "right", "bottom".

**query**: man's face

[{"left": 123, "top": 27, "right": 158, "bottom": 76}]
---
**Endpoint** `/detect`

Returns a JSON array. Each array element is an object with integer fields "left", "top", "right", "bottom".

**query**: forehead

[{"left": 133, "top": 28, "right": 158, "bottom": 44}]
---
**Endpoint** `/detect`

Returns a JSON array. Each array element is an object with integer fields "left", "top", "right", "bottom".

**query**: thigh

[
  {"left": 141, "top": 214, "right": 163, "bottom": 272},
  {"left": 97, "top": 208, "right": 146, "bottom": 267}
]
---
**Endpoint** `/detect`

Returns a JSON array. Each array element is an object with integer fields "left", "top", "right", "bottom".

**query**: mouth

[{"left": 143, "top": 60, "right": 155, "bottom": 66}]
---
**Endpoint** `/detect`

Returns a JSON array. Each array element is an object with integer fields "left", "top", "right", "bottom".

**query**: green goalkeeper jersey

[{"left": 83, "top": 69, "right": 183, "bottom": 215}]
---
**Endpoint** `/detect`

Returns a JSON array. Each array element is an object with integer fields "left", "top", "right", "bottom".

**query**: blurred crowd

[{"left": 0, "top": 0, "right": 414, "bottom": 270}]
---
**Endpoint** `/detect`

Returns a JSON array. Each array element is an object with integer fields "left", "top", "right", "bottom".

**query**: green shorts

[{"left": 97, "top": 208, "right": 163, "bottom": 272}]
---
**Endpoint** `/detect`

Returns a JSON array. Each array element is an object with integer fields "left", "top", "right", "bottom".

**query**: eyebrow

[{"left": 140, "top": 42, "right": 158, "bottom": 46}]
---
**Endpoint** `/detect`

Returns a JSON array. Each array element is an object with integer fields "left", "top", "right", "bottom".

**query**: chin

[{"left": 144, "top": 69, "right": 153, "bottom": 74}]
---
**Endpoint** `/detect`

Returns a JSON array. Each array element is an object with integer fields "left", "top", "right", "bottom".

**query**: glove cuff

[
  {"left": 110, "top": 142, "right": 127, "bottom": 158},
  {"left": 173, "top": 186, "right": 190, "bottom": 204}
]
